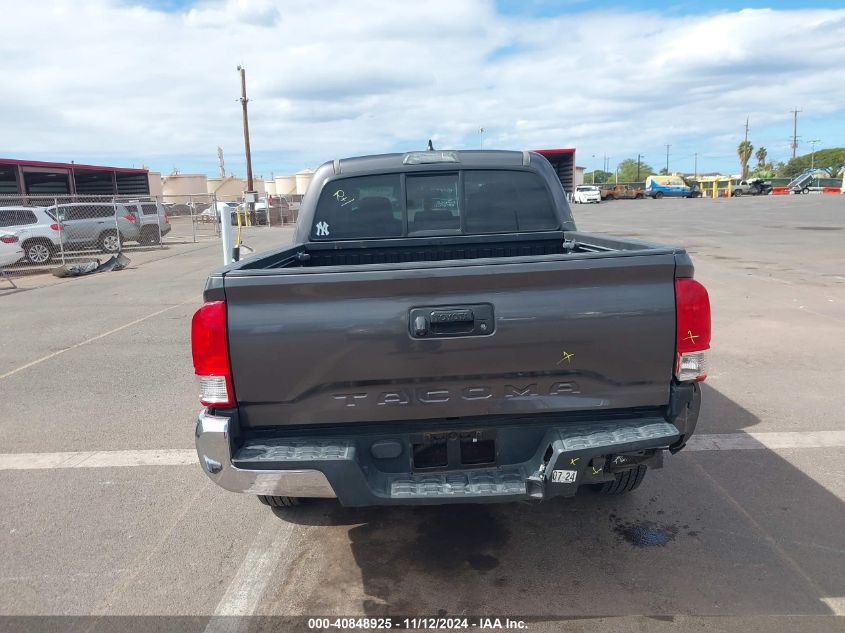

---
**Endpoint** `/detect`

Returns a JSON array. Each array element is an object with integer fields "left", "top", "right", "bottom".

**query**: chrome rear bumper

[{"left": 194, "top": 410, "right": 336, "bottom": 498}]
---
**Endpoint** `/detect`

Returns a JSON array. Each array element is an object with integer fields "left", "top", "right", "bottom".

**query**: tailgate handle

[{"left": 409, "top": 304, "right": 494, "bottom": 339}]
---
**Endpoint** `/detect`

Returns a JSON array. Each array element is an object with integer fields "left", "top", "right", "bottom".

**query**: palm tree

[
  {"left": 755, "top": 147, "right": 767, "bottom": 170},
  {"left": 738, "top": 141, "right": 754, "bottom": 179}
]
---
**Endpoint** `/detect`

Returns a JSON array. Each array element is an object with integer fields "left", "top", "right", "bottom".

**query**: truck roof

[{"left": 327, "top": 150, "right": 535, "bottom": 176}]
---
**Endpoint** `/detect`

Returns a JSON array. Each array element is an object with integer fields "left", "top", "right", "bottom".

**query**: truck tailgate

[{"left": 223, "top": 253, "right": 677, "bottom": 429}]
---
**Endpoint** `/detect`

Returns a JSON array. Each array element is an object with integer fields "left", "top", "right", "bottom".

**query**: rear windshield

[{"left": 310, "top": 169, "right": 557, "bottom": 240}]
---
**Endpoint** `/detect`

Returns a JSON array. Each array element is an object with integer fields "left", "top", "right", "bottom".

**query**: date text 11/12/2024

[{"left": 306, "top": 616, "right": 528, "bottom": 629}]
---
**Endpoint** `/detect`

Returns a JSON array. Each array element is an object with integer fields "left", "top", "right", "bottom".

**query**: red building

[
  {"left": 533, "top": 148, "right": 576, "bottom": 193},
  {"left": 0, "top": 158, "right": 150, "bottom": 197}
]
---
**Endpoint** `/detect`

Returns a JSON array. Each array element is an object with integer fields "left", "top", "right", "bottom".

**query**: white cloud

[{"left": 2, "top": 0, "right": 844, "bottom": 175}]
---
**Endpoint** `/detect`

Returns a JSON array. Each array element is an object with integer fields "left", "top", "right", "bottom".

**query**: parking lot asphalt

[{"left": 0, "top": 197, "right": 843, "bottom": 631}]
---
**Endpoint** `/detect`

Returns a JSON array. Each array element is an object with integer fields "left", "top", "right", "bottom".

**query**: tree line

[{"left": 583, "top": 148, "right": 844, "bottom": 183}]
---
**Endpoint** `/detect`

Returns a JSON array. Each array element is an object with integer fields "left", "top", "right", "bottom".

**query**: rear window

[
  {"left": 311, "top": 170, "right": 557, "bottom": 240},
  {"left": 0, "top": 209, "right": 37, "bottom": 227},
  {"left": 407, "top": 174, "right": 460, "bottom": 232},
  {"left": 55, "top": 205, "right": 117, "bottom": 221},
  {"left": 311, "top": 174, "right": 402, "bottom": 240},
  {"left": 464, "top": 171, "right": 557, "bottom": 233},
  {"left": 140, "top": 204, "right": 158, "bottom": 216}
]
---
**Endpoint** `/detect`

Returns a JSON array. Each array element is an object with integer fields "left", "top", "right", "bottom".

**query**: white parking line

[
  {"left": 204, "top": 512, "right": 305, "bottom": 629},
  {"left": 0, "top": 301, "right": 193, "bottom": 381},
  {"left": 0, "top": 430, "right": 843, "bottom": 471},
  {"left": 686, "top": 430, "right": 845, "bottom": 451}
]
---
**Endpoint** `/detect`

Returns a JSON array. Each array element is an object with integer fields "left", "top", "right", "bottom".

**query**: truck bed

[{"left": 229, "top": 231, "right": 670, "bottom": 272}]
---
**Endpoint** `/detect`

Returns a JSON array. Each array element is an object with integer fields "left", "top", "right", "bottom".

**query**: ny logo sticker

[{"left": 316, "top": 221, "right": 330, "bottom": 236}]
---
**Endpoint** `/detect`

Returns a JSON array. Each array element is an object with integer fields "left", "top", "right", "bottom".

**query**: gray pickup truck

[{"left": 192, "top": 150, "right": 711, "bottom": 508}]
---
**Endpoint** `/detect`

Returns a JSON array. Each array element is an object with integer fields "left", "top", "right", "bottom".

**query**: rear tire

[
  {"left": 733, "top": 190, "right": 742, "bottom": 197},
  {"left": 653, "top": 192, "right": 663, "bottom": 199},
  {"left": 99, "top": 230, "right": 122, "bottom": 253},
  {"left": 23, "top": 239, "right": 54, "bottom": 264},
  {"left": 801, "top": 186, "right": 810, "bottom": 194},
  {"left": 597, "top": 465, "right": 647, "bottom": 495},
  {"left": 258, "top": 495, "right": 301, "bottom": 508}
]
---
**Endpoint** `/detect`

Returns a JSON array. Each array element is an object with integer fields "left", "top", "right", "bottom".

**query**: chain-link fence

[{"left": 0, "top": 192, "right": 300, "bottom": 281}]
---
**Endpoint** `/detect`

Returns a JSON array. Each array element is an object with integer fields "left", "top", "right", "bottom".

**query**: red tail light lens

[
  {"left": 124, "top": 213, "right": 137, "bottom": 223},
  {"left": 191, "top": 301, "right": 235, "bottom": 407},
  {"left": 0, "top": 234, "right": 19, "bottom": 244},
  {"left": 675, "top": 278, "right": 711, "bottom": 382},
  {"left": 164, "top": 212, "right": 170, "bottom": 224},
  {"left": 50, "top": 223, "right": 64, "bottom": 231}
]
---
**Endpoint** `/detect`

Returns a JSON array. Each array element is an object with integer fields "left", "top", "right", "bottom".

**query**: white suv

[
  {"left": 572, "top": 185, "right": 601, "bottom": 204},
  {"left": 0, "top": 207, "right": 63, "bottom": 264}
]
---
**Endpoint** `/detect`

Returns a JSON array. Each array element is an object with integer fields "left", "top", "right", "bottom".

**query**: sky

[{"left": 2, "top": 0, "right": 844, "bottom": 179}]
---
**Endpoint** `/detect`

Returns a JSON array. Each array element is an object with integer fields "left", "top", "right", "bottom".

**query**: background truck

[
  {"left": 600, "top": 184, "right": 645, "bottom": 200},
  {"left": 192, "top": 150, "right": 711, "bottom": 509},
  {"left": 731, "top": 178, "right": 772, "bottom": 196}
]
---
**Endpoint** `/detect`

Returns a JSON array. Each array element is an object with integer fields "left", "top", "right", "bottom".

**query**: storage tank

[
  {"left": 161, "top": 174, "right": 209, "bottom": 204},
  {"left": 264, "top": 180, "right": 277, "bottom": 196},
  {"left": 274, "top": 175, "right": 296, "bottom": 195},
  {"left": 295, "top": 168, "right": 315, "bottom": 195}
]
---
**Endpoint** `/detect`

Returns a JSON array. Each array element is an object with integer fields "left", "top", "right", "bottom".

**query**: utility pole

[
  {"left": 479, "top": 127, "right": 484, "bottom": 150},
  {"left": 744, "top": 117, "right": 749, "bottom": 143},
  {"left": 636, "top": 154, "right": 642, "bottom": 182},
  {"left": 665, "top": 144, "right": 671, "bottom": 174},
  {"left": 237, "top": 65, "right": 254, "bottom": 197},
  {"left": 694, "top": 152, "right": 698, "bottom": 179},
  {"left": 790, "top": 108, "right": 801, "bottom": 159}
]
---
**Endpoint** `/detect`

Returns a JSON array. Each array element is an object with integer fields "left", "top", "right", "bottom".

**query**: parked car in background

[
  {"left": 572, "top": 185, "right": 601, "bottom": 204},
  {"left": 645, "top": 175, "right": 692, "bottom": 199},
  {"left": 0, "top": 206, "right": 63, "bottom": 264},
  {"left": 683, "top": 178, "right": 703, "bottom": 198},
  {"left": 0, "top": 231, "right": 24, "bottom": 268},
  {"left": 45, "top": 203, "right": 141, "bottom": 253},
  {"left": 124, "top": 200, "right": 171, "bottom": 244},
  {"left": 199, "top": 201, "right": 240, "bottom": 224},
  {"left": 732, "top": 178, "right": 772, "bottom": 196},
  {"left": 601, "top": 184, "right": 645, "bottom": 200}
]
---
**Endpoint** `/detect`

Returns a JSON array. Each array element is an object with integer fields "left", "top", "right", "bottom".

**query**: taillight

[
  {"left": 0, "top": 234, "right": 19, "bottom": 244},
  {"left": 675, "top": 278, "right": 711, "bottom": 382},
  {"left": 164, "top": 212, "right": 170, "bottom": 224},
  {"left": 50, "top": 223, "right": 63, "bottom": 231},
  {"left": 191, "top": 301, "right": 235, "bottom": 407},
  {"left": 124, "top": 213, "right": 137, "bottom": 223}
]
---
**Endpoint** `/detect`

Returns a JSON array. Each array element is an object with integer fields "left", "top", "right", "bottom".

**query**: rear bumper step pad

[{"left": 223, "top": 418, "right": 679, "bottom": 505}]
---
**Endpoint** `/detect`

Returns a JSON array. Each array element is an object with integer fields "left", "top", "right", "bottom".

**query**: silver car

[
  {"left": 0, "top": 206, "right": 63, "bottom": 263},
  {"left": 46, "top": 203, "right": 141, "bottom": 253},
  {"left": 123, "top": 200, "right": 172, "bottom": 244}
]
